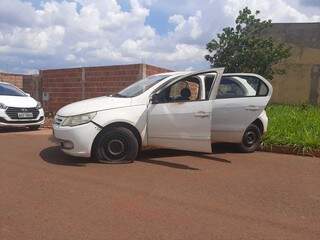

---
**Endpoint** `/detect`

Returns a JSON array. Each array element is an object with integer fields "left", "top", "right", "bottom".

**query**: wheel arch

[
  {"left": 251, "top": 118, "right": 264, "bottom": 135},
  {"left": 91, "top": 121, "right": 142, "bottom": 157}
]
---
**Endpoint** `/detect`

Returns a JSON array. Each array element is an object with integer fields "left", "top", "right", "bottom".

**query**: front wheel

[
  {"left": 238, "top": 124, "right": 262, "bottom": 153},
  {"left": 93, "top": 127, "right": 139, "bottom": 164}
]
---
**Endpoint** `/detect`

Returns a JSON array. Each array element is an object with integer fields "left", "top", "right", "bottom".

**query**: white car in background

[
  {"left": 53, "top": 69, "right": 272, "bottom": 163},
  {"left": 0, "top": 82, "right": 44, "bottom": 130}
]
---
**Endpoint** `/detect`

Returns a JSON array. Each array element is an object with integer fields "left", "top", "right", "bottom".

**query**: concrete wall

[{"left": 267, "top": 23, "right": 320, "bottom": 105}]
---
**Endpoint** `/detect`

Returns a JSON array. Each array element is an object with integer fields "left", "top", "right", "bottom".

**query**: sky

[{"left": 0, "top": 0, "right": 319, "bottom": 74}]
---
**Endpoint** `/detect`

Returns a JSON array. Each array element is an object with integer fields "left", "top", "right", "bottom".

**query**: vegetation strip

[{"left": 262, "top": 104, "right": 320, "bottom": 157}]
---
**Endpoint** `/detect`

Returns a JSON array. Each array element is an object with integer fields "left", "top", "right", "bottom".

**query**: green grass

[{"left": 263, "top": 104, "right": 320, "bottom": 151}]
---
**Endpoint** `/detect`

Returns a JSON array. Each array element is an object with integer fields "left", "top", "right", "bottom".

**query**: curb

[{"left": 259, "top": 144, "right": 320, "bottom": 158}]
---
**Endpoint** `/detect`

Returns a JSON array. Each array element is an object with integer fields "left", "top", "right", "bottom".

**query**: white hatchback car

[
  {"left": 0, "top": 82, "right": 44, "bottom": 130},
  {"left": 53, "top": 69, "right": 272, "bottom": 163}
]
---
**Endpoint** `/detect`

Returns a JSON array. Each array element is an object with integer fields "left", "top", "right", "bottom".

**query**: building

[{"left": 267, "top": 22, "right": 320, "bottom": 105}]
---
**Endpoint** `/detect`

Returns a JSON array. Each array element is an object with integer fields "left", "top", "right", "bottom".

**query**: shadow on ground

[
  {"left": 40, "top": 146, "right": 98, "bottom": 167},
  {"left": 40, "top": 145, "right": 233, "bottom": 169},
  {"left": 0, "top": 127, "right": 35, "bottom": 133}
]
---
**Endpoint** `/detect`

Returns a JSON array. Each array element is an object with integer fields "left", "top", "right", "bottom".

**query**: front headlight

[
  {"left": 36, "top": 101, "right": 42, "bottom": 109},
  {"left": 0, "top": 103, "right": 7, "bottom": 109},
  {"left": 61, "top": 112, "right": 97, "bottom": 127}
]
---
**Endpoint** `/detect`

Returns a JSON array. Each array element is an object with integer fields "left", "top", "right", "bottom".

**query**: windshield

[
  {"left": 115, "top": 75, "right": 170, "bottom": 98},
  {"left": 0, "top": 83, "right": 26, "bottom": 96}
]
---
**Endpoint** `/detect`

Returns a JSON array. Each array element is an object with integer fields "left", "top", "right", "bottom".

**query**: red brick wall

[
  {"left": 0, "top": 72, "right": 24, "bottom": 89},
  {"left": 41, "top": 68, "right": 83, "bottom": 114},
  {"left": 23, "top": 75, "right": 40, "bottom": 100},
  {"left": 41, "top": 64, "right": 171, "bottom": 114},
  {"left": 84, "top": 64, "right": 142, "bottom": 99},
  {"left": 146, "top": 64, "right": 172, "bottom": 76}
]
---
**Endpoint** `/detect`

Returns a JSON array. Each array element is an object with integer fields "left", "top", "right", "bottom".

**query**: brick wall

[
  {"left": 41, "top": 68, "right": 83, "bottom": 114},
  {"left": 84, "top": 64, "right": 142, "bottom": 99},
  {"left": 0, "top": 72, "right": 24, "bottom": 89},
  {"left": 23, "top": 75, "right": 40, "bottom": 100},
  {"left": 41, "top": 64, "right": 171, "bottom": 114},
  {"left": 146, "top": 64, "right": 172, "bottom": 76}
]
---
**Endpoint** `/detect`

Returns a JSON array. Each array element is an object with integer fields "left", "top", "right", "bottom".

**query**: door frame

[
  {"left": 146, "top": 68, "right": 224, "bottom": 152},
  {"left": 149, "top": 68, "right": 225, "bottom": 102}
]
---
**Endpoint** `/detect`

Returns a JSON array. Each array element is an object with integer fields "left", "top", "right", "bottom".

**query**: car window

[
  {"left": 0, "top": 83, "right": 26, "bottom": 96},
  {"left": 217, "top": 76, "right": 268, "bottom": 99},
  {"left": 158, "top": 77, "right": 201, "bottom": 103}
]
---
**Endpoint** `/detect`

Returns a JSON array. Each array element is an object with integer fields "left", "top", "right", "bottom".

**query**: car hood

[
  {"left": 0, "top": 95, "right": 38, "bottom": 108},
  {"left": 57, "top": 96, "right": 133, "bottom": 116}
]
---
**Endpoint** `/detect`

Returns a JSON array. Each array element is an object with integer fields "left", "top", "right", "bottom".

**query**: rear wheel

[
  {"left": 238, "top": 124, "right": 262, "bottom": 153},
  {"left": 28, "top": 125, "right": 40, "bottom": 131},
  {"left": 93, "top": 127, "right": 138, "bottom": 164}
]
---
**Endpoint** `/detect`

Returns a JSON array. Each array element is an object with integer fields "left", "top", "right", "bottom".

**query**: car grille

[
  {"left": 54, "top": 115, "right": 65, "bottom": 126},
  {"left": 0, "top": 117, "right": 44, "bottom": 124},
  {"left": 5, "top": 107, "right": 40, "bottom": 120}
]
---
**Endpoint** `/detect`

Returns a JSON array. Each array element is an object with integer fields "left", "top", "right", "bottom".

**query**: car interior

[{"left": 157, "top": 76, "right": 201, "bottom": 103}]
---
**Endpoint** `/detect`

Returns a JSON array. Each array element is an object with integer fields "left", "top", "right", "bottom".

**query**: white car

[
  {"left": 0, "top": 82, "right": 45, "bottom": 130},
  {"left": 53, "top": 69, "right": 272, "bottom": 163}
]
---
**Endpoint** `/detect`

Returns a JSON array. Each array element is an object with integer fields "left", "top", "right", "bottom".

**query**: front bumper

[
  {"left": 52, "top": 122, "right": 101, "bottom": 157},
  {"left": 0, "top": 108, "right": 45, "bottom": 127}
]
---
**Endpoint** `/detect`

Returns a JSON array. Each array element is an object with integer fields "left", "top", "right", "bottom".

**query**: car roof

[
  {"left": 154, "top": 71, "right": 268, "bottom": 81},
  {"left": 152, "top": 71, "right": 190, "bottom": 77}
]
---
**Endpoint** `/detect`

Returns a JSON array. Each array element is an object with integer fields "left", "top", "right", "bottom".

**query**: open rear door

[{"left": 147, "top": 68, "right": 224, "bottom": 153}]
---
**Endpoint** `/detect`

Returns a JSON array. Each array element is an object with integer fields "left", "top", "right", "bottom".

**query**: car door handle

[
  {"left": 245, "top": 105, "right": 260, "bottom": 111},
  {"left": 194, "top": 111, "right": 209, "bottom": 118}
]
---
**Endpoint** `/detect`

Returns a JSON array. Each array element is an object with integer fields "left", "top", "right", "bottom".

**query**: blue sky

[{"left": 0, "top": 0, "right": 319, "bottom": 74}]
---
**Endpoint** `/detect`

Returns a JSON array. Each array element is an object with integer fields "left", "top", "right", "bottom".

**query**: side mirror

[
  {"left": 150, "top": 94, "right": 160, "bottom": 104},
  {"left": 25, "top": 93, "right": 31, "bottom": 97}
]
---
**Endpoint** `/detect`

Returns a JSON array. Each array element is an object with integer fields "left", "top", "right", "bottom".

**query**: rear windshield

[{"left": 0, "top": 83, "right": 26, "bottom": 96}]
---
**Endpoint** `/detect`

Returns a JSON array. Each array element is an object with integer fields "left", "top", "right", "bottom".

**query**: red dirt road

[{"left": 1, "top": 129, "right": 320, "bottom": 240}]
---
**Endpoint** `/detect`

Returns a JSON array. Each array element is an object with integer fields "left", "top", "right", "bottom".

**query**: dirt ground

[{"left": 1, "top": 128, "right": 319, "bottom": 240}]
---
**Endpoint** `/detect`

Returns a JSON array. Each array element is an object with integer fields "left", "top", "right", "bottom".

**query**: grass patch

[{"left": 263, "top": 104, "right": 320, "bottom": 151}]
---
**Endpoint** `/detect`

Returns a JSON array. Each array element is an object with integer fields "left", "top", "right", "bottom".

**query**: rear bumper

[{"left": 258, "top": 111, "right": 268, "bottom": 133}]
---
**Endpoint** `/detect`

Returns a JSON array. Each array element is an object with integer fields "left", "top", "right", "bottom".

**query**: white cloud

[
  {"left": 224, "top": 0, "right": 320, "bottom": 22},
  {"left": 0, "top": 0, "right": 36, "bottom": 27},
  {"left": 0, "top": 0, "right": 319, "bottom": 73},
  {"left": 169, "top": 10, "right": 203, "bottom": 40},
  {"left": 157, "top": 44, "right": 207, "bottom": 62},
  {"left": 0, "top": 26, "right": 65, "bottom": 54}
]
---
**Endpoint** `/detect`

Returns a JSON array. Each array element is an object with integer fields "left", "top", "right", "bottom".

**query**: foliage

[
  {"left": 263, "top": 104, "right": 320, "bottom": 151},
  {"left": 205, "top": 7, "right": 291, "bottom": 79}
]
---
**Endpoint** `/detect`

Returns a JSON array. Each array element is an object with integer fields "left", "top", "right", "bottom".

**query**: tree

[{"left": 205, "top": 7, "right": 291, "bottom": 79}]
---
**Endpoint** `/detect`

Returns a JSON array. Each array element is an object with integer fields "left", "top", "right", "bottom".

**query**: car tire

[
  {"left": 28, "top": 125, "right": 40, "bottom": 131},
  {"left": 238, "top": 124, "right": 262, "bottom": 153},
  {"left": 93, "top": 127, "right": 139, "bottom": 164}
]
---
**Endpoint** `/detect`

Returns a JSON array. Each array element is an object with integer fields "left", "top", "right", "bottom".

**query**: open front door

[{"left": 147, "top": 69, "right": 224, "bottom": 153}]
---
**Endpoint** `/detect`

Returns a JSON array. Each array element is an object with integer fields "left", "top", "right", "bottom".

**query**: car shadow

[
  {"left": 138, "top": 148, "right": 231, "bottom": 166},
  {"left": 212, "top": 143, "right": 239, "bottom": 154},
  {"left": 0, "top": 127, "right": 32, "bottom": 133},
  {"left": 40, "top": 145, "right": 232, "bottom": 169},
  {"left": 39, "top": 146, "right": 99, "bottom": 167}
]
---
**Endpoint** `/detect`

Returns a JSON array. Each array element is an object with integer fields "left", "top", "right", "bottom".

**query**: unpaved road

[{"left": 1, "top": 129, "right": 320, "bottom": 240}]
